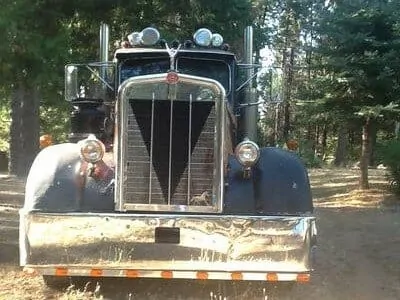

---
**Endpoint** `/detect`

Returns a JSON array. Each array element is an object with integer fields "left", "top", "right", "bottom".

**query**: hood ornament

[{"left": 166, "top": 43, "right": 181, "bottom": 71}]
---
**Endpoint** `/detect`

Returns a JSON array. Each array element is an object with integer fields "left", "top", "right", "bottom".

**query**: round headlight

[
  {"left": 211, "top": 33, "right": 224, "bottom": 47},
  {"left": 127, "top": 31, "right": 142, "bottom": 46},
  {"left": 79, "top": 134, "right": 105, "bottom": 163},
  {"left": 235, "top": 140, "right": 260, "bottom": 167},
  {"left": 141, "top": 27, "right": 160, "bottom": 46},
  {"left": 193, "top": 28, "right": 212, "bottom": 47}
]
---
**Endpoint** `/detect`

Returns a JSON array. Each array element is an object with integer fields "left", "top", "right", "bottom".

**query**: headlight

[
  {"left": 193, "top": 28, "right": 212, "bottom": 47},
  {"left": 235, "top": 140, "right": 260, "bottom": 167},
  {"left": 78, "top": 134, "right": 105, "bottom": 163}
]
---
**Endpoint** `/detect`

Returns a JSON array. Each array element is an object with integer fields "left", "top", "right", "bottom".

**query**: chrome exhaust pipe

[
  {"left": 99, "top": 23, "right": 109, "bottom": 62},
  {"left": 243, "top": 26, "right": 257, "bottom": 141}
]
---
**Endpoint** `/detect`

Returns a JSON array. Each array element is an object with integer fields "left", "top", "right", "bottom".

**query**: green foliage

[
  {"left": 298, "top": 140, "right": 324, "bottom": 168},
  {"left": 380, "top": 139, "right": 400, "bottom": 195},
  {"left": 0, "top": 105, "right": 10, "bottom": 152},
  {"left": 317, "top": 1, "right": 400, "bottom": 117},
  {"left": 40, "top": 105, "right": 70, "bottom": 143}
]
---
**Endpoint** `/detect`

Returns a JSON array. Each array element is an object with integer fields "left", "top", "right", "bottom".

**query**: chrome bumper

[{"left": 20, "top": 211, "right": 316, "bottom": 281}]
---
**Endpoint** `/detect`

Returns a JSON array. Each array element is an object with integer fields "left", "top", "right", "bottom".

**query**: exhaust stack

[
  {"left": 243, "top": 26, "right": 258, "bottom": 141},
  {"left": 99, "top": 23, "right": 109, "bottom": 62}
]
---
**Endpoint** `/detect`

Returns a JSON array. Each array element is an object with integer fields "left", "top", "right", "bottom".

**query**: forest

[{"left": 1, "top": 0, "right": 400, "bottom": 193}]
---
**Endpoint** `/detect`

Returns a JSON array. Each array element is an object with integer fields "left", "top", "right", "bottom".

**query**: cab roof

[{"left": 114, "top": 47, "right": 236, "bottom": 60}]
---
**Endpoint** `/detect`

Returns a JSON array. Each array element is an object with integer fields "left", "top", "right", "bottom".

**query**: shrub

[
  {"left": 380, "top": 139, "right": 400, "bottom": 195},
  {"left": 297, "top": 140, "right": 324, "bottom": 168}
]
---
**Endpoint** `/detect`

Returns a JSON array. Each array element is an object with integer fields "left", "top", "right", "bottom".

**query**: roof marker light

[
  {"left": 211, "top": 33, "right": 224, "bottom": 47},
  {"left": 141, "top": 27, "right": 160, "bottom": 46},
  {"left": 193, "top": 28, "right": 212, "bottom": 47},
  {"left": 127, "top": 32, "right": 142, "bottom": 46}
]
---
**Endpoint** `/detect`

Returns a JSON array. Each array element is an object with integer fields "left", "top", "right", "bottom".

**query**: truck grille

[{"left": 123, "top": 96, "right": 216, "bottom": 206}]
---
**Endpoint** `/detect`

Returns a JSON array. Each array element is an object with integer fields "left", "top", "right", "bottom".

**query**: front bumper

[{"left": 20, "top": 212, "right": 317, "bottom": 281}]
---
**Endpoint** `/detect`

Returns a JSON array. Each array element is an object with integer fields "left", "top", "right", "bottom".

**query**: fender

[
  {"left": 224, "top": 147, "right": 312, "bottom": 215},
  {"left": 24, "top": 143, "right": 114, "bottom": 212},
  {"left": 254, "top": 147, "right": 313, "bottom": 214},
  {"left": 224, "top": 155, "right": 256, "bottom": 213}
]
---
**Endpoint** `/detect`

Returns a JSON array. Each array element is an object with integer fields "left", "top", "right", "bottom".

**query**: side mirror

[{"left": 65, "top": 65, "right": 79, "bottom": 101}]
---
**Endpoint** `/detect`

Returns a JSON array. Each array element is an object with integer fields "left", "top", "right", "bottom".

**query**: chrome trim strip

[
  {"left": 148, "top": 92, "right": 155, "bottom": 204},
  {"left": 187, "top": 94, "right": 193, "bottom": 205},
  {"left": 167, "top": 89, "right": 174, "bottom": 205}
]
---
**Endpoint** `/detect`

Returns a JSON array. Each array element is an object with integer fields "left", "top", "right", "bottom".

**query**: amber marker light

[
  {"left": 39, "top": 134, "right": 53, "bottom": 149},
  {"left": 161, "top": 271, "right": 173, "bottom": 279},
  {"left": 196, "top": 271, "right": 208, "bottom": 280},
  {"left": 125, "top": 270, "right": 139, "bottom": 278},
  {"left": 297, "top": 273, "right": 310, "bottom": 282},
  {"left": 266, "top": 273, "right": 278, "bottom": 281},
  {"left": 231, "top": 272, "right": 243, "bottom": 280},
  {"left": 55, "top": 267, "right": 68, "bottom": 276},
  {"left": 90, "top": 269, "right": 103, "bottom": 277}
]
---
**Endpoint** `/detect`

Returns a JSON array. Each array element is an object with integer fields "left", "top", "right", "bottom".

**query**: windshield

[{"left": 120, "top": 56, "right": 230, "bottom": 93}]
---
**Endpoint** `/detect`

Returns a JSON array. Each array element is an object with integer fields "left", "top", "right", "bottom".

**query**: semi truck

[{"left": 20, "top": 24, "right": 317, "bottom": 288}]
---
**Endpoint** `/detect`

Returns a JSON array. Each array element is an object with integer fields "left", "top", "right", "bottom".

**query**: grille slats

[{"left": 122, "top": 84, "right": 216, "bottom": 207}]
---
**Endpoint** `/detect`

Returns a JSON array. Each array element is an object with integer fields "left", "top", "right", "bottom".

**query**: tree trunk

[
  {"left": 306, "top": 123, "right": 315, "bottom": 152},
  {"left": 334, "top": 123, "right": 348, "bottom": 167},
  {"left": 359, "top": 117, "right": 371, "bottom": 189},
  {"left": 368, "top": 121, "right": 377, "bottom": 167},
  {"left": 273, "top": 103, "right": 280, "bottom": 146},
  {"left": 314, "top": 124, "right": 320, "bottom": 155},
  {"left": 321, "top": 123, "right": 328, "bottom": 159},
  {"left": 283, "top": 101, "right": 290, "bottom": 141},
  {"left": 9, "top": 84, "right": 40, "bottom": 177}
]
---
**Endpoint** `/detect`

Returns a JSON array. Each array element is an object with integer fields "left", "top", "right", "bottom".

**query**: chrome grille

[{"left": 122, "top": 86, "right": 216, "bottom": 207}]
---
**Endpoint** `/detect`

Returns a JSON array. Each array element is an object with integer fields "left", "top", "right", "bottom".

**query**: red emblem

[{"left": 166, "top": 72, "right": 179, "bottom": 84}]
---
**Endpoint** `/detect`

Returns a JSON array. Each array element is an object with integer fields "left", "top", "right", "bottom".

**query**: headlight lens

[
  {"left": 235, "top": 140, "right": 260, "bottom": 167},
  {"left": 193, "top": 28, "right": 212, "bottom": 47},
  {"left": 79, "top": 134, "right": 105, "bottom": 163}
]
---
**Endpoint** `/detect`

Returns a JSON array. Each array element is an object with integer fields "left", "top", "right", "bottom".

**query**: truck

[{"left": 19, "top": 24, "right": 317, "bottom": 289}]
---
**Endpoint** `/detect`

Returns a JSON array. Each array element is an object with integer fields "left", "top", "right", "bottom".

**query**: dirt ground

[{"left": 1, "top": 168, "right": 400, "bottom": 300}]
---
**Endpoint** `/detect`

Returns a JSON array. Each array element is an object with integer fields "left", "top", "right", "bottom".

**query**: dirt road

[{"left": 1, "top": 169, "right": 400, "bottom": 299}]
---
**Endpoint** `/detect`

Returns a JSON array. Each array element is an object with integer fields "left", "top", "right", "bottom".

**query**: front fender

[
  {"left": 224, "top": 147, "right": 313, "bottom": 215},
  {"left": 24, "top": 143, "right": 114, "bottom": 212},
  {"left": 254, "top": 147, "right": 313, "bottom": 214}
]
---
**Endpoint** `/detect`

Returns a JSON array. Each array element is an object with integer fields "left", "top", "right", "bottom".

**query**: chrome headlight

[
  {"left": 78, "top": 134, "right": 105, "bottom": 163},
  {"left": 193, "top": 28, "right": 212, "bottom": 47},
  {"left": 235, "top": 140, "right": 260, "bottom": 167}
]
